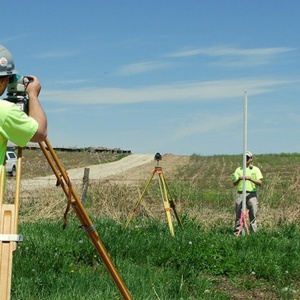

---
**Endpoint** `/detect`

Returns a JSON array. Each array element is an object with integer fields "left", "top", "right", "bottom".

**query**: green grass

[
  {"left": 11, "top": 219, "right": 300, "bottom": 299},
  {"left": 7, "top": 152, "right": 300, "bottom": 299}
]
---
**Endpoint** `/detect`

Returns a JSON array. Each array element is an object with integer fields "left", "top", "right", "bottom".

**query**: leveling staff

[
  {"left": 232, "top": 151, "right": 263, "bottom": 234},
  {"left": 0, "top": 45, "right": 47, "bottom": 174}
]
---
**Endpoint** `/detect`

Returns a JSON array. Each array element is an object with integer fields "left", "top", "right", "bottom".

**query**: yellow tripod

[
  {"left": 125, "top": 153, "right": 182, "bottom": 236},
  {"left": 0, "top": 138, "right": 132, "bottom": 300}
]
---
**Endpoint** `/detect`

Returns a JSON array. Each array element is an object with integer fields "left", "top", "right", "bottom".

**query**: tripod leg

[
  {"left": 235, "top": 210, "right": 250, "bottom": 237},
  {"left": 244, "top": 210, "right": 250, "bottom": 235},
  {"left": 161, "top": 174, "right": 183, "bottom": 227},
  {"left": 124, "top": 172, "right": 155, "bottom": 229},
  {"left": 14, "top": 147, "right": 23, "bottom": 231},
  {"left": 0, "top": 204, "right": 16, "bottom": 300},
  {"left": 241, "top": 210, "right": 250, "bottom": 236},
  {"left": 0, "top": 147, "right": 10, "bottom": 300},
  {"left": 0, "top": 147, "right": 23, "bottom": 300},
  {"left": 158, "top": 173, "right": 175, "bottom": 236},
  {"left": 0, "top": 163, "right": 5, "bottom": 203},
  {"left": 39, "top": 139, "right": 132, "bottom": 300}
]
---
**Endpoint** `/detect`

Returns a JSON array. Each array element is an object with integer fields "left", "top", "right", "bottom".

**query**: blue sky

[{"left": 1, "top": 1, "right": 300, "bottom": 155}]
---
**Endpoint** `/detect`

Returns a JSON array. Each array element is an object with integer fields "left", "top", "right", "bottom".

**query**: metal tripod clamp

[
  {"left": 80, "top": 225, "right": 96, "bottom": 232},
  {"left": 0, "top": 234, "right": 24, "bottom": 243}
]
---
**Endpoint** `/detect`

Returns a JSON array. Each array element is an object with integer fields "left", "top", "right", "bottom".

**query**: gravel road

[{"left": 19, "top": 154, "right": 155, "bottom": 190}]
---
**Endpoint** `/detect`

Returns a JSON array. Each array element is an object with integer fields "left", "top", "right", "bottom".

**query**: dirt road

[
  {"left": 6, "top": 153, "right": 189, "bottom": 192},
  {"left": 18, "top": 154, "right": 154, "bottom": 190}
]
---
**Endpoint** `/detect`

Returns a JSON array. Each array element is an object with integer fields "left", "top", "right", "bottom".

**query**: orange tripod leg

[{"left": 39, "top": 139, "right": 132, "bottom": 300}]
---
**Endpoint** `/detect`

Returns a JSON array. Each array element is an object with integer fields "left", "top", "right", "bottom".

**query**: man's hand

[
  {"left": 25, "top": 75, "right": 41, "bottom": 97},
  {"left": 25, "top": 75, "right": 47, "bottom": 142}
]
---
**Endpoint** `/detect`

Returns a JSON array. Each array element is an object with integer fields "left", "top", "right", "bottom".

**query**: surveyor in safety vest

[
  {"left": 232, "top": 151, "right": 263, "bottom": 235},
  {"left": 0, "top": 45, "right": 47, "bottom": 175}
]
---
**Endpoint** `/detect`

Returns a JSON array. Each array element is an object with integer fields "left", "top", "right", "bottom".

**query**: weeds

[{"left": 6, "top": 152, "right": 300, "bottom": 299}]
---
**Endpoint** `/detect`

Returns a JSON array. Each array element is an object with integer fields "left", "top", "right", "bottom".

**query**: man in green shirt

[
  {"left": 0, "top": 45, "right": 47, "bottom": 174},
  {"left": 232, "top": 151, "right": 263, "bottom": 234}
]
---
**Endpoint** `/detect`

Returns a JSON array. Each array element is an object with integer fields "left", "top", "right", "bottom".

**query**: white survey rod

[{"left": 242, "top": 91, "right": 248, "bottom": 235}]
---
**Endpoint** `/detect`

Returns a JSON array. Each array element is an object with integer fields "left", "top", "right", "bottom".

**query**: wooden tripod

[{"left": 0, "top": 146, "right": 23, "bottom": 300}]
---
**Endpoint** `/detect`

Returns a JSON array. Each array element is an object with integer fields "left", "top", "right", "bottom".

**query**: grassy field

[{"left": 5, "top": 150, "right": 300, "bottom": 299}]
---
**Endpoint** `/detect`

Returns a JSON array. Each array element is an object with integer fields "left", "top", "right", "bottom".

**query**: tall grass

[{"left": 7, "top": 152, "right": 300, "bottom": 299}]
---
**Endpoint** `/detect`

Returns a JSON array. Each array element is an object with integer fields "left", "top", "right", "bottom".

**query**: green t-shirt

[
  {"left": 232, "top": 165, "right": 263, "bottom": 192},
  {"left": 0, "top": 100, "right": 38, "bottom": 167}
]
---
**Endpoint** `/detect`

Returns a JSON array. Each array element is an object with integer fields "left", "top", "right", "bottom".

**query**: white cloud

[
  {"left": 170, "top": 113, "right": 242, "bottom": 141},
  {"left": 115, "top": 60, "right": 174, "bottom": 76},
  {"left": 0, "top": 34, "right": 29, "bottom": 44},
  {"left": 111, "top": 46, "right": 295, "bottom": 75},
  {"left": 166, "top": 45, "right": 296, "bottom": 67},
  {"left": 41, "top": 77, "right": 297, "bottom": 105},
  {"left": 167, "top": 45, "right": 295, "bottom": 58}
]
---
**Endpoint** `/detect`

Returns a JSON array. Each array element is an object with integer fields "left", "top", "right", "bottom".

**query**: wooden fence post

[{"left": 81, "top": 168, "right": 90, "bottom": 206}]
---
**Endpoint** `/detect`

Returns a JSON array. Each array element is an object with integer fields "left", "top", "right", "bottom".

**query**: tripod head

[
  {"left": 4, "top": 74, "right": 33, "bottom": 114},
  {"left": 154, "top": 152, "right": 162, "bottom": 166}
]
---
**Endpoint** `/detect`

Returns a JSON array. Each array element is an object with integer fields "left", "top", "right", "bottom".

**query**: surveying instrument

[
  {"left": 236, "top": 91, "right": 250, "bottom": 237},
  {"left": 125, "top": 152, "right": 183, "bottom": 236},
  {"left": 0, "top": 75, "right": 132, "bottom": 300}
]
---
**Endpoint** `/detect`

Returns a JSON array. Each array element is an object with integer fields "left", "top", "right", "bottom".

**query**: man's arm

[
  {"left": 245, "top": 176, "right": 262, "bottom": 187},
  {"left": 233, "top": 176, "right": 242, "bottom": 186},
  {"left": 25, "top": 76, "right": 48, "bottom": 142}
]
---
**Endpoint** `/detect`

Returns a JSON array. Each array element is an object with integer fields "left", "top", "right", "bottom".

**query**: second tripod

[{"left": 125, "top": 153, "right": 183, "bottom": 236}]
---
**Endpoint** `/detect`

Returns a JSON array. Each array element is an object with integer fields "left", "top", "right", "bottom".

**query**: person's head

[
  {"left": 246, "top": 151, "right": 253, "bottom": 164},
  {"left": 0, "top": 45, "right": 17, "bottom": 96}
]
